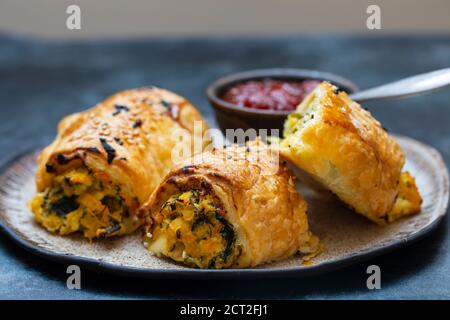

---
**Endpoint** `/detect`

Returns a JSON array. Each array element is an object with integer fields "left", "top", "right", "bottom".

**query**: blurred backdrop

[{"left": 0, "top": 0, "right": 449, "bottom": 39}]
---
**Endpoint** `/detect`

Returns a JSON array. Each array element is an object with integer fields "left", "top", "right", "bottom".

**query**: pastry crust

[
  {"left": 141, "top": 139, "right": 318, "bottom": 268},
  {"left": 31, "top": 87, "right": 208, "bottom": 238},
  {"left": 280, "top": 82, "right": 421, "bottom": 224}
]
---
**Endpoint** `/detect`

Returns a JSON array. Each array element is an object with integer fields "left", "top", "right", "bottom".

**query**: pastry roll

[
  {"left": 30, "top": 87, "right": 208, "bottom": 239},
  {"left": 142, "top": 139, "right": 318, "bottom": 269},
  {"left": 280, "top": 81, "right": 421, "bottom": 224}
]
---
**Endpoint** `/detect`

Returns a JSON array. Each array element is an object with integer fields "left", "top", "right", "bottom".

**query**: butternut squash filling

[
  {"left": 388, "top": 171, "right": 422, "bottom": 222},
  {"left": 30, "top": 166, "right": 141, "bottom": 239},
  {"left": 283, "top": 90, "right": 318, "bottom": 138},
  {"left": 145, "top": 190, "right": 241, "bottom": 269}
]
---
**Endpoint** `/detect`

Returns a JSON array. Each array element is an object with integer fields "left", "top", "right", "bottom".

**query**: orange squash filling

[
  {"left": 144, "top": 190, "right": 241, "bottom": 269},
  {"left": 30, "top": 166, "right": 141, "bottom": 239}
]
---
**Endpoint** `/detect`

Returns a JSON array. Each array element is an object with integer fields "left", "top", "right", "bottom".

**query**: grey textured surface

[{"left": 0, "top": 34, "right": 449, "bottom": 299}]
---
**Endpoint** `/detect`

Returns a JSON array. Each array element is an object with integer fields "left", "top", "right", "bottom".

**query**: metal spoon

[{"left": 349, "top": 68, "right": 450, "bottom": 103}]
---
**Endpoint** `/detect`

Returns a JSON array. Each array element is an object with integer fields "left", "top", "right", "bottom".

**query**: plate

[{"left": 0, "top": 135, "right": 448, "bottom": 279}]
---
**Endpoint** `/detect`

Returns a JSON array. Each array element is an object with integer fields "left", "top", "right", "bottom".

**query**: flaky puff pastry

[
  {"left": 141, "top": 139, "right": 318, "bottom": 269},
  {"left": 280, "top": 82, "right": 421, "bottom": 224},
  {"left": 31, "top": 87, "right": 208, "bottom": 239}
]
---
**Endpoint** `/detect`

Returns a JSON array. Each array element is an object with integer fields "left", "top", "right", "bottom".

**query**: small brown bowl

[{"left": 206, "top": 68, "right": 359, "bottom": 135}]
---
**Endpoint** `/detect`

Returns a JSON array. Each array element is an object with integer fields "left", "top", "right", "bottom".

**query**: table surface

[{"left": 0, "top": 34, "right": 449, "bottom": 300}]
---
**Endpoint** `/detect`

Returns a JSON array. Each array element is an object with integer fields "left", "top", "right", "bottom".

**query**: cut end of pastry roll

[
  {"left": 387, "top": 171, "right": 422, "bottom": 223},
  {"left": 30, "top": 165, "right": 142, "bottom": 239},
  {"left": 144, "top": 189, "right": 242, "bottom": 269},
  {"left": 142, "top": 139, "right": 318, "bottom": 269},
  {"left": 30, "top": 87, "right": 208, "bottom": 239},
  {"left": 280, "top": 81, "right": 421, "bottom": 224}
]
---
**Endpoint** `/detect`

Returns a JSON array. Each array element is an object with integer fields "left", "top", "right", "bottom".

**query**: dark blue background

[{"left": 0, "top": 34, "right": 449, "bottom": 299}]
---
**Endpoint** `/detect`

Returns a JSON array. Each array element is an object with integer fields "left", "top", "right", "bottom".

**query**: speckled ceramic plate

[{"left": 0, "top": 135, "right": 448, "bottom": 279}]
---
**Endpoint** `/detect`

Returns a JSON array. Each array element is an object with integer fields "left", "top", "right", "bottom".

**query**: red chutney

[{"left": 223, "top": 79, "right": 321, "bottom": 111}]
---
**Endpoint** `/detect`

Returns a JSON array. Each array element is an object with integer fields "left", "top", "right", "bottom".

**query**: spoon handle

[{"left": 349, "top": 68, "right": 450, "bottom": 103}]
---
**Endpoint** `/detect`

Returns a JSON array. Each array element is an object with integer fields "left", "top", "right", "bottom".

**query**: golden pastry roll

[
  {"left": 30, "top": 87, "right": 208, "bottom": 239},
  {"left": 141, "top": 139, "right": 318, "bottom": 269},
  {"left": 280, "top": 81, "right": 421, "bottom": 224}
]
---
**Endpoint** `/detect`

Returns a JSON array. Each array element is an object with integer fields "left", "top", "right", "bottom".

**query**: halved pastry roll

[
  {"left": 141, "top": 139, "right": 318, "bottom": 269},
  {"left": 280, "top": 81, "right": 421, "bottom": 224},
  {"left": 30, "top": 87, "right": 208, "bottom": 239}
]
